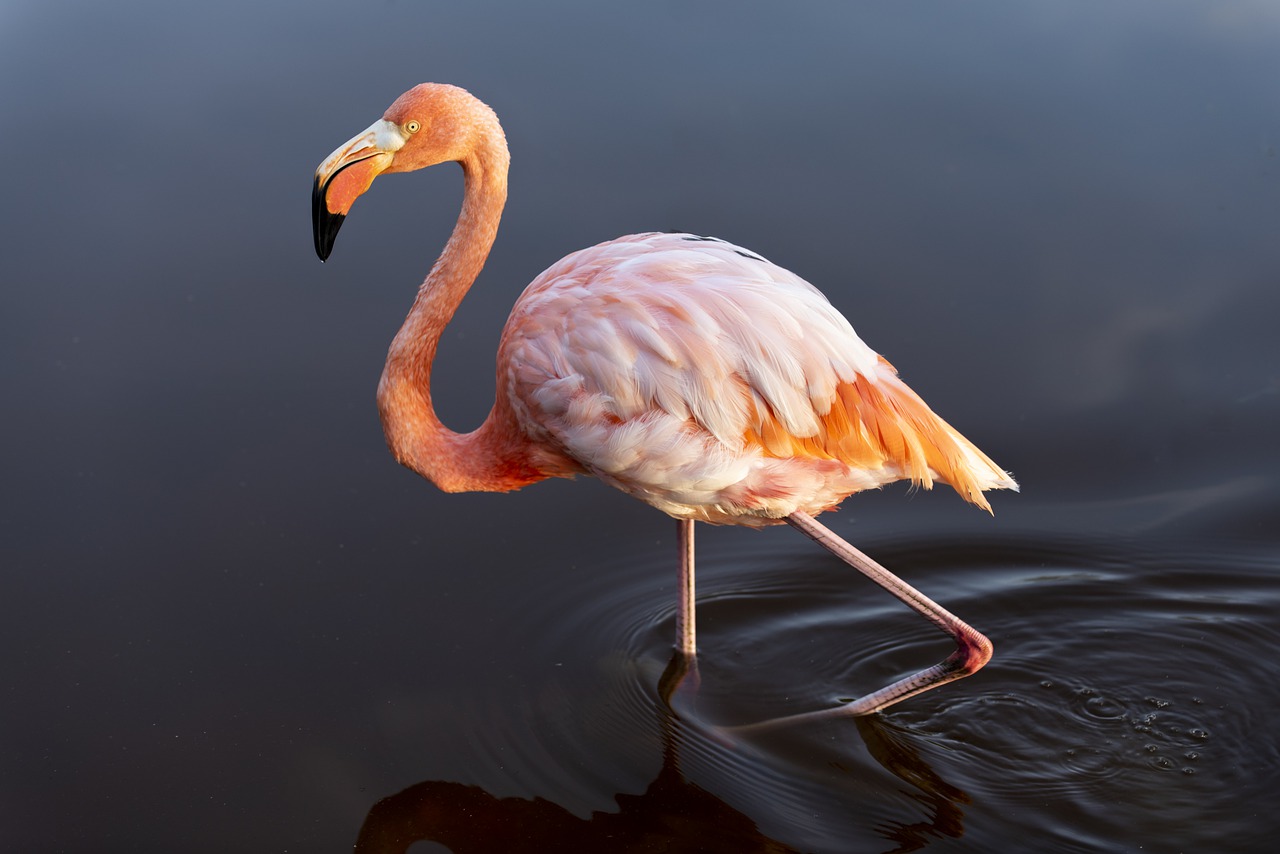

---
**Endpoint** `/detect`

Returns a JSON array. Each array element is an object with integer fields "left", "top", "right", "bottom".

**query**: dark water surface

[{"left": 4, "top": 1, "right": 1280, "bottom": 851}]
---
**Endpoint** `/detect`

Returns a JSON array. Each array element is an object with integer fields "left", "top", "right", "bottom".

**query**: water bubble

[{"left": 1083, "top": 695, "right": 1125, "bottom": 719}]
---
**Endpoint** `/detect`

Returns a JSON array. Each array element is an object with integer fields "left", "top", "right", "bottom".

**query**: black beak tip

[{"left": 312, "top": 176, "right": 344, "bottom": 262}]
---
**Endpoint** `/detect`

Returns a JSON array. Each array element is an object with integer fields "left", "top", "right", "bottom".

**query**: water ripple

[{"left": 411, "top": 497, "right": 1280, "bottom": 851}]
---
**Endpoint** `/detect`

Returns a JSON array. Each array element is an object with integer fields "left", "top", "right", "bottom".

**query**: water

[
  {"left": 345, "top": 495, "right": 1278, "bottom": 853},
  {"left": 3, "top": 1, "right": 1280, "bottom": 851}
]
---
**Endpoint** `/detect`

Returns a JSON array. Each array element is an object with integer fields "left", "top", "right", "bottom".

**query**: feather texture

[{"left": 499, "top": 233, "right": 1016, "bottom": 525}]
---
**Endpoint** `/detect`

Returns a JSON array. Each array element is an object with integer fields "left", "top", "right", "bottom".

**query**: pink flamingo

[{"left": 312, "top": 84, "right": 1017, "bottom": 717}]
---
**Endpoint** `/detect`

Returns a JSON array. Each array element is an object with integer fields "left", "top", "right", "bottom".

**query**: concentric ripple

[{"left": 414, "top": 500, "right": 1280, "bottom": 852}]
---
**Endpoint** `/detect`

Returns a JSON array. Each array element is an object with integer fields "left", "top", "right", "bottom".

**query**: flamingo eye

[{"left": 404, "top": 120, "right": 421, "bottom": 134}]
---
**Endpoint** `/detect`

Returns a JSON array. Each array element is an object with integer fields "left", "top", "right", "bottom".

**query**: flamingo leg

[
  {"left": 676, "top": 518, "right": 696, "bottom": 658},
  {"left": 782, "top": 511, "right": 993, "bottom": 717},
  {"left": 658, "top": 519, "right": 701, "bottom": 711}
]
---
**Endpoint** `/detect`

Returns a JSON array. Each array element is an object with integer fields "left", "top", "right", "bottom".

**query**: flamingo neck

[{"left": 376, "top": 134, "right": 542, "bottom": 493}]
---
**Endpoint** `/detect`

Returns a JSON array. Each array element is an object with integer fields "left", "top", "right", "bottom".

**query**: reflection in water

[
  {"left": 368, "top": 506, "right": 1280, "bottom": 852},
  {"left": 353, "top": 738, "right": 798, "bottom": 853},
  {"left": 354, "top": 650, "right": 795, "bottom": 853},
  {"left": 855, "top": 717, "right": 969, "bottom": 852},
  {"left": 354, "top": 652, "right": 974, "bottom": 853}
]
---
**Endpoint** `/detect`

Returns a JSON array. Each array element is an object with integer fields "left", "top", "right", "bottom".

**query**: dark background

[{"left": 3, "top": 1, "right": 1279, "bottom": 851}]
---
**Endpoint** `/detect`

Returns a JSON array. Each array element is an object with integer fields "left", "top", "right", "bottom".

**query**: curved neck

[{"left": 376, "top": 131, "right": 541, "bottom": 492}]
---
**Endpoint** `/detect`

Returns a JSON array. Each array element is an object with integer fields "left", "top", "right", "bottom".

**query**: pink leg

[
  {"left": 782, "top": 511, "right": 993, "bottom": 717},
  {"left": 659, "top": 519, "right": 700, "bottom": 710},
  {"left": 676, "top": 518, "right": 696, "bottom": 658}
]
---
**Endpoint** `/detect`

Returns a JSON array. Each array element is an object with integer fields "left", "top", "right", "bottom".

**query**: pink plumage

[
  {"left": 502, "top": 232, "right": 1014, "bottom": 525},
  {"left": 314, "top": 83, "right": 1016, "bottom": 719}
]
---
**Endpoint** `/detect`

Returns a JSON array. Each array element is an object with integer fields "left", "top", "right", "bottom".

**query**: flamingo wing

[{"left": 499, "top": 233, "right": 1015, "bottom": 524}]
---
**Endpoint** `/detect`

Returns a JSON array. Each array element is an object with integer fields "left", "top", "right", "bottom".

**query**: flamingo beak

[{"left": 312, "top": 119, "right": 404, "bottom": 261}]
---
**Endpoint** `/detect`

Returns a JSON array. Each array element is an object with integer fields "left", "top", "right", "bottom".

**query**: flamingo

[{"left": 312, "top": 83, "right": 1017, "bottom": 718}]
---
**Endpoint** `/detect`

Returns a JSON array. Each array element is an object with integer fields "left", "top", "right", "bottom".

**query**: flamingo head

[{"left": 312, "top": 83, "right": 500, "bottom": 261}]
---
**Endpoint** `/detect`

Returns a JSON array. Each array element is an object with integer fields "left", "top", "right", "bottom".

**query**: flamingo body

[
  {"left": 499, "top": 232, "right": 1012, "bottom": 525},
  {"left": 314, "top": 83, "right": 1016, "bottom": 717}
]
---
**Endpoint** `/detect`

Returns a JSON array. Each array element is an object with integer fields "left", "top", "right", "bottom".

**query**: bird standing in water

[{"left": 313, "top": 83, "right": 1017, "bottom": 717}]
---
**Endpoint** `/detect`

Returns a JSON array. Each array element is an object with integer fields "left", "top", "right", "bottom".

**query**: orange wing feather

[{"left": 745, "top": 357, "right": 1011, "bottom": 512}]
